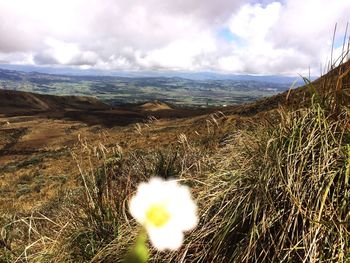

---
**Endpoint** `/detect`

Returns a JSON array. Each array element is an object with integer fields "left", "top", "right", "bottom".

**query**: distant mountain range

[
  {"left": 0, "top": 65, "right": 307, "bottom": 106},
  {"left": 0, "top": 64, "right": 309, "bottom": 84}
]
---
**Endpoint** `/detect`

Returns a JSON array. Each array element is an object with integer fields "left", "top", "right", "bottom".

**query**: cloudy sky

[{"left": 0, "top": 0, "right": 349, "bottom": 76}]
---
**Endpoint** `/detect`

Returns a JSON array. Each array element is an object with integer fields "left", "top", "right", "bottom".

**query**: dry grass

[
  {"left": 1, "top": 61, "right": 350, "bottom": 262},
  {"left": 2, "top": 99, "right": 349, "bottom": 262}
]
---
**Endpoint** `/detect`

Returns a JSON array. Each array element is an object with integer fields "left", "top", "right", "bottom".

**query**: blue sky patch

[
  {"left": 250, "top": 0, "right": 285, "bottom": 7},
  {"left": 217, "top": 27, "right": 239, "bottom": 42},
  {"left": 217, "top": 27, "right": 245, "bottom": 48},
  {"left": 334, "top": 37, "right": 347, "bottom": 49}
]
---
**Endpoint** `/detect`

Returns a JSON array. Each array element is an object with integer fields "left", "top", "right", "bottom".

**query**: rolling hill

[
  {"left": 0, "top": 60, "right": 349, "bottom": 262},
  {"left": 0, "top": 89, "right": 109, "bottom": 112}
]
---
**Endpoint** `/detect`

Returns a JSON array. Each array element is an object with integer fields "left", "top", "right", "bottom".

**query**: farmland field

[{"left": 0, "top": 68, "right": 295, "bottom": 106}]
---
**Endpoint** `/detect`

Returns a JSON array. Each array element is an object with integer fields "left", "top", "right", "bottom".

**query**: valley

[{"left": 0, "top": 68, "right": 295, "bottom": 106}]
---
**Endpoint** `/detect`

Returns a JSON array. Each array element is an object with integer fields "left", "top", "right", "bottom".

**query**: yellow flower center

[{"left": 146, "top": 204, "right": 170, "bottom": 227}]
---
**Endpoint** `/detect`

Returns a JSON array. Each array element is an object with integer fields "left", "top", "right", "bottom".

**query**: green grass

[{"left": 190, "top": 103, "right": 350, "bottom": 262}]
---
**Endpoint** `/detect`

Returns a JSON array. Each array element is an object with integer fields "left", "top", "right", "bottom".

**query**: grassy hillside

[{"left": 0, "top": 61, "right": 349, "bottom": 262}]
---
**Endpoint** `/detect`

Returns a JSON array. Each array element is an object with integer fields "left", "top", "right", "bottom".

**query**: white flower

[{"left": 129, "top": 177, "right": 198, "bottom": 251}]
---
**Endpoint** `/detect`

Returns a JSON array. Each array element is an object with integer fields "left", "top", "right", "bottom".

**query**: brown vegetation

[{"left": 0, "top": 60, "right": 349, "bottom": 262}]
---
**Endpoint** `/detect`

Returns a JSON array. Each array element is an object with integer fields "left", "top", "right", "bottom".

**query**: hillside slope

[
  {"left": 0, "top": 89, "right": 110, "bottom": 112},
  {"left": 227, "top": 59, "right": 350, "bottom": 115},
  {"left": 0, "top": 89, "right": 225, "bottom": 126},
  {"left": 0, "top": 60, "right": 349, "bottom": 262}
]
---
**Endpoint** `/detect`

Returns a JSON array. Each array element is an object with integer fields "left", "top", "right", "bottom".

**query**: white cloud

[
  {"left": 220, "top": 0, "right": 350, "bottom": 75},
  {"left": 229, "top": 2, "right": 281, "bottom": 43},
  {"left": 0, "top": 52, "right": 34, "bottom": 65},
  {"left": 0, "top": 0, "right": 349, "bottom": 75},
  {"left": 218, "top": 2, "right": 284, "bottom": 73},
  {"left": 269, "top": 0, "right": 350, "bottom": 74},
  {"left": 136, "top": 32, "right": 217, "bottom": 70}
]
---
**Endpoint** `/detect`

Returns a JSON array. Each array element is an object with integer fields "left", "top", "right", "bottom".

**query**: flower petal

[
  {"left": 147, "top": 226, "right": 184, "bottom": 251},
  {"left": 129, "top": 178, "right": 168, "bottom": 223},
  {"left": 167, "top": 185, "right": 198, "bottom": 231},
  {"left": 129, "top": 177, "right": 198, "bottom": 251}
]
